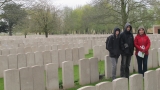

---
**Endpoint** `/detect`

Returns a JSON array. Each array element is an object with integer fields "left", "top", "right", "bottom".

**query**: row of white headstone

[
  {"left": 78, "top": 69, "right": 160, "bottom": 90},
  {"left": 3, "top": 54, "right": 160, "bottom": 90},
  {"left": 0, "top": 47, "right": 85, "bottom": 78},
  {"left": 3, "top": 58, "right": 99, "bottom": 90}
]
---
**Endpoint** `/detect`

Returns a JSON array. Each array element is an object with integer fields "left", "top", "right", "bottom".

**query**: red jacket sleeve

[
  {"left": 144, "top": 36, "right": 151, "bottom": 52},
  {"left": 134, "top": 36, "right": 143, "bottom": 51}
]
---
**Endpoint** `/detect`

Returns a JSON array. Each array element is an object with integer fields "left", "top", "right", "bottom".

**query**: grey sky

[{"left": 52, "top": 0, "right": 92, "bottom": 8}]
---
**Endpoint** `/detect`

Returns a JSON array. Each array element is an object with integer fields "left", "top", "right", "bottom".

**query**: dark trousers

[
  {"left": 136, "top": 55, "right": 148, "bottom": 76},
  {"left": 120, "top": 55, "right": 131, "bottom": 78}
]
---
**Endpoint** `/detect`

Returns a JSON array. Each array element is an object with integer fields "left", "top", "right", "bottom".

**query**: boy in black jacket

[
  {"left": 119, "top": 23, "right": 134, "bottom": 78},
  {"left": 107, "top": 27, "right": 121, "bottom": 80}
]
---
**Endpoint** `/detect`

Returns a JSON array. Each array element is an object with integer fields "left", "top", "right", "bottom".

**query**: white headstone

[
  {"left": 51, "top": 50, "right": 59, "bottom": 64},
  {"left": 19, "top": 67, "right": 33, "bottom": 90},
  {"left": 89, "top": 58, "right": 99, "bottom": 83},
  {"left": 4, "top": 69, "right": 20, "bottom": 90},
  {"left": 45, "top": 63, "right": 59, "bottom": 90},
  {"left": 77, "top": 86, "right": 96, "bottom": 90},
  {"left": 65, "top": 48, "right": 73, "bottom": 62},
  {"left": 43, "top": 51, "right": 52, "bottom": 65},
  {"left": 8, "top": 55, "right": 18, "bottom": 69},
  {"left": 9, "top": 48, "right": 17, "bottom": 55},
  {"left": 26, "top": 53, "right": 35, "bottom": 67},
  {"left": 93, "top": 46, "right": 100, "bottom": 60},
  {"left": 17, "top": 47, "right": 25, "bottom": 54},
  {"left": 1, "top": 49, "right": 10, "bottom": 56},
  {"left": 105, "top": 55, "right": 112, "bottom": 79},
  {"left": 152, "top": 48, "right": 158, "bottom": 68},
  {"left": 32, "top": 66, "right": 45, "bottom": 90},
  {"left": 58, "top": 49, "right": 66, "bottom": 67},
  {"left": 78, "top": 47, "right": 85, "bottom": 59},
  {"left": 156, "top": 68, "right": 160, "bottom": 90},
  {"left": 17, "top": 54, "right": 27, "bottom": 68},
  {"left": 79, "top": 59, "right": 90, "bottom": 85},
  {"left": 112, "top": 78, "right": 128, "bottom": 90},
  {"left": 158, "top": 48, "right": 160, "bottom": 66},
  {"left": 0, "top": 55, "right": 8, "bottom": 78},
  {"left": 72, "top": 48, "right": 79, "bottom": 65},
  {"left": 133, "top": 55, "right": 138, "bottom": 72},
  {"left": 24, "top": 47, "right": 32, "bottom": 53},
  {"left": 52, "top": 45, "right": 58, "bottom": 50},
  {"left": 34, "top": 52, "right": 44, "bottom": 66},
  {"left": 148, "top": 49, "right": 153, "bottom": 68},
  {"left": 129, "top": 74, "right": 143, "bottom": 90},
  {"left": 62, "top": 61, "right": 74, "bottom": 89},
  {"left": 144, "top": 70, "right": 157, "bottom": 90},
  {"left": 96, "top": 82, "right": 113, "bottom": 90}
]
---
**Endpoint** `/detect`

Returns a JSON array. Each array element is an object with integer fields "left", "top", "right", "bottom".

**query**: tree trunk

[
  {"left": 121, "top": 0, "right": 128, "bottom": 29},
  {"left": 8, "top": 27, "right": 12, "bottom": 36},
  {"left": 45, "top": 31, "right": 48, "bottom": 38}
]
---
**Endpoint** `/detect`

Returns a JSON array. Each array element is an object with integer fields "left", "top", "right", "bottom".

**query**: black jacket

[
  {"left": 119, "top": 23, "right": 134, "bottom": 56},
  {"left": 108, "top": 28, "right": 121, "bottom": 58}
]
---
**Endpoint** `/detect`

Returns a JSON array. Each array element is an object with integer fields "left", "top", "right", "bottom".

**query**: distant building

[{"left": 153, "top": 25, "right": 160, "bottom": 34}]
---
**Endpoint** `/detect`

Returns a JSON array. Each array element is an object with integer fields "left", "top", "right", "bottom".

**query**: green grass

[{"left": 0, "top": 78, "right": 4, "bottom": 90}]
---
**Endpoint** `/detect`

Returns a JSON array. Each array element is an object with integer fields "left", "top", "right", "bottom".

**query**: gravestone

[
  {"left": 144, "top": 70, "right": 157, "bottom": 90},
  {"left": 17, "top": 47, "right": 25, "bottom": 54},
  {"left": 105, "top": 55, "right": 112, "bottom": 79},
  {"left": 156, "top": 68, "right": 160, "bottom": 90},
  {"left": 52, "top": 45, "right": 58, "bottom": 50},
  {"left": 62, "top": 61, "right": 74, "bottom": 89},
  {"left": 34, "top": 52, "right": 44, "bottom": 66},
  {"left": 89, "top": 58, "right": 99, "bottom": 83},
  {"left": 0, "top": 55, "right": 8, "bottom": 78},
  {"left": 17, "top": 54, "right": 27, "bottom": 68},
  {"left": 79, "top": 59, "right": 90, "bottom": 85},
  {"left": 65, "top": 48, "right": 73, "bottom": 62},
  {"left": 26, "top": 53, "right": 35, "bottom": 67},
  {"left": 72, "top": 48, "right": 79, "bottom": 65},
  {"left": 78, "top": 47, "right": 85, "bottom": 59},
  {"left": 58, "top": 49, "right": 65, "bottom": 67},
  {"left": 148, "top": 49, "right": 153, "bottom": 68},
  {"left": 4, "top": 69, "right": 20, "bottom": 90},
  {"left": 32, "top": 66, "right": 45, "bottom": 90},
  {"left": 1, "top": 49, "right": 10, "bottom": 56},
  {"left": 129, "top": 74, "right": 143, "bottom": 90},
  {"left": 43, "top": 51, "right": 52, "bottom": 65},
  {"left": 9, "top": 48, "right": 17, "bottom": 55},
  {"left": 45, "top": 63, "right": 59, "bottom": 90},
  {"left": 96, "top": 82, "right": 113, "bottom": 90},
  {"left": 133, "top": 55, "right": 138, "bottom": 72},
  {"left": 8, "top": 55, "right": 18, "bottom": 69},
  {"left": 77, "top": 86, "right": 96, "bottom": 90},
  {"left": 51, "top": 50, "right": 59, "bottom": 64},
  {"left": 93, "top": 46, "right": 100, "bottom": 60},
  {"left": 112, "top": 78, "right": 128, "bottom": 90},
  {"left": 24, "top": 47, "right": 32, "bottom": 53},
  {"left": 152, "top": 48, "right": 158, "bottom": 68},
  {"left": 19, "top": 67, "right": 33, "bottom": 90}
]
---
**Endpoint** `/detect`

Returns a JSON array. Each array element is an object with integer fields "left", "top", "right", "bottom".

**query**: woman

[{"left": 134, "top": 26, "right": 150, "bottom": 76}]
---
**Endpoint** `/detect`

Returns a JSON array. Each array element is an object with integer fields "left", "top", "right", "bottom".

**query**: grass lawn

[{"left": 0, "top": 78, "right": 3, "bottom": 90}]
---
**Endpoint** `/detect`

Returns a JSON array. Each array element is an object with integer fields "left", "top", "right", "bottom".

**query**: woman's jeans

[{"left": 136, "top": 55, "right": 148, "bottom": 76}]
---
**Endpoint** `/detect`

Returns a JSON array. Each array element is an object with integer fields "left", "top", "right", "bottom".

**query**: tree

[
  {"left": 1, "top": 3, "right": 27, "bottom": 36},
  {"left": 29, "top": 0, "right": 60, "bottom": 37},
  {"left": 0, "top": 21, "right": 8, "bottom": 33},
  {"left": 91, "top": 0, "right": 157, "bottom": 30},
  {"left": 13, "top": 17, "right": 31, "bottom": 38}
]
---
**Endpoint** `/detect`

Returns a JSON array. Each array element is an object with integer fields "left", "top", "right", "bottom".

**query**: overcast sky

[{"left": 52, "top": 0, "right": 92, "bottom": 9}]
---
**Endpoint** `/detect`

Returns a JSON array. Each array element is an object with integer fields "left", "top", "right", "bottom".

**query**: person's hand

[{"left": 124, "top": 43, "right": 129, "bottom": 48}]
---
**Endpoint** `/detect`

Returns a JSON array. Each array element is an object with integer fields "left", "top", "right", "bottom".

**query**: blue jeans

[{"left": 136, "top": 55, "right": 148, "bottom": 76}]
